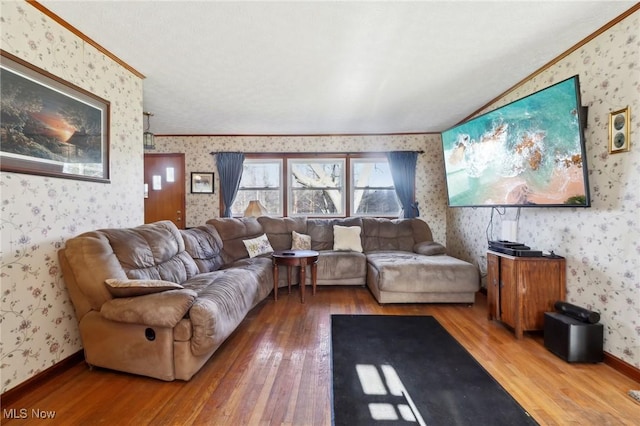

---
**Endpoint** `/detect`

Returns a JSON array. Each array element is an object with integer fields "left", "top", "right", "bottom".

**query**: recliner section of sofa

[{"left": 59, "top": 220, "right": 273, "bottom": 382}]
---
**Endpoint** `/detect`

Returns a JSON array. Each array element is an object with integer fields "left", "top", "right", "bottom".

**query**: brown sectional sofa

[
  {"left": 59, "top": 216, "right": 478, "bottom": 381},
  {"left": 207, "top": 216, "right": 479, "bottom": 303}
]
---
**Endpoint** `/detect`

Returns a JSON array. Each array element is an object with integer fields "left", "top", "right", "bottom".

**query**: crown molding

[
  {"left": 27, "top": 0, "right": 145, "bottom": 79},
  {"left": 460, "top": 3, "right": 640, "bottom": 124}
]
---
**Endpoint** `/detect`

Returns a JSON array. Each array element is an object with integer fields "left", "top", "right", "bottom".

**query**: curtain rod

[{"left": 210, "top": 150, "right": 425, "bottom": 156}]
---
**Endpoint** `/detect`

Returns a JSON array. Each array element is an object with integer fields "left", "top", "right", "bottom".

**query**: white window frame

[
  {"left": 350, "top": 157, "right": 401, "bottom": 217},
  {"left": 287, "top": 158, "right": 346, "bottom": 217},
  {"left": 232, "top": 158, "right": 283, "bottom": 217}
]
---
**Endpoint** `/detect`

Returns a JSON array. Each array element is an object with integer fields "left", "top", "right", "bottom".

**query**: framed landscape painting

[
  {"left": 191, "top": 172, "right": 214, "bottom": 193},
  {"left": 0, "top": 50, "right": 110, "bottom": 183}
]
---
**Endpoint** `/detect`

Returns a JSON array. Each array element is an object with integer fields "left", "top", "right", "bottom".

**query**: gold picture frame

[
  {"left": 0, "top": 50, "right": 110, "bottom": 182},
  {"left": 608, "top": 107, "right": 630, "bottom": 154}
]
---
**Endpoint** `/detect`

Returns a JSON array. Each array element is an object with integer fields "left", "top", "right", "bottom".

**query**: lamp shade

[{"left": 244, "top": 200, "right": 268, "bottom": 217}]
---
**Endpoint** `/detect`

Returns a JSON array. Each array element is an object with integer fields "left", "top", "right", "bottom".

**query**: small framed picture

[
  {"left": 609, "top": 107, "right": 630, "bottom": 154},
  {"left": 191, "top": 172, "right": 214, "bottom": 194}
]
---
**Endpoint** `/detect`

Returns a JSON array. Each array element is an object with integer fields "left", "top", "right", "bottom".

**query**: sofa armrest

[
  {"left": 413, "top": 241, "right": 446, "bottom": 256},
  {"left": 100, "top": 289, "right": 197, "bottom": 327}
]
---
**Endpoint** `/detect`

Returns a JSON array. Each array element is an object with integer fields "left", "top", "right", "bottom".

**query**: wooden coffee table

[{"left": 272, "top": 250, "right": 319, "bottom": 303}]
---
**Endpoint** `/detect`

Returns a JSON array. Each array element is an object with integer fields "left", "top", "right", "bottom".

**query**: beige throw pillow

[
  {"left": 291, "top": 231, "right": 312, "bottom": 250},
  {"left": 333, "top": 225, "right": 362, "bottom": 252},
  {"left": 243, "top": 233, "right": 274, "bottom": 258},
  {"left": 105, "top": 279, "right": 184, "bottom": 298}
]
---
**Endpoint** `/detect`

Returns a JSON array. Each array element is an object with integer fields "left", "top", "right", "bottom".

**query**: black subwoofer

[{"left": 544, "top": 312, "right": 603, "bottom": 363}]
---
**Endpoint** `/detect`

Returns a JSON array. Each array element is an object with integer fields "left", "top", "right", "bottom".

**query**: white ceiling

[{"left": 40, "top": 1, "right": 635, "bottom": 135}]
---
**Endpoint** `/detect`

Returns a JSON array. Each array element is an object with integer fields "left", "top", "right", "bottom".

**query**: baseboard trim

[
  {"left": 603, "top": 352, "right": 640, "bottom": 383},
  {"left": 1, "top": 342, "right": 639, "bottom": 407},
  {"left": 1, "top": 350, "right": 84, "bottom": 407}
]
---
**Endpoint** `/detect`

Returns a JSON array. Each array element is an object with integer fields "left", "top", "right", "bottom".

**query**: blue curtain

[
  {"left": 387, "top": 151, "right": 420, "bottom": 218},
  {"left": 216, "top": 152, "right": 245, "bottom": 217}
]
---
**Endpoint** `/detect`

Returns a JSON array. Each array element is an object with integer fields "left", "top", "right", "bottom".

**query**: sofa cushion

[
  {"left": 367, "top": 251, "right": 479, "bottom": 294},
  {"left": 181, "top": 224, "right": 225, "bottom": 273},
  {"left": 183, "top": 267, "right": 271, "bottom": 356},
  {"left": 100, "top": 288, "right": 197, "bottom": 327},
  {"left": 257, "top": 216, "right": 307, "bottom": 251},
  {"left": 243, "top": 234, "right": 274, "bottom": 258},
  {"left": 315, "top": 251, "right": 367, "bottom": 285},
  {"left": 60, "top": 221, "right": 199, "bottom": 315},
  {"left": 221, "top": 257, "right": 274, "bottom": 304},
  {"left": 333, "top": 225, "right": 363, "bottom": 252},
  {"left": 60, "top": 232, "right": 128, "bottom": 313},
  {"left": 105, "top": 278, "right": 184, "bottom": 297},
  {"left": 361, "top": 217, "right": 416, "bottom": 252},
  {"left": 100, "top": 221, "right": 200, "bottom": 283},
  {"left": 291, "top": 231, "right": 311, "bottom": 250},
  {"left": 307, "top": 217, "right": 363, "bottom": 250},
  {"left": 206, "top": 217, "right": 264, "bottom": 263}
]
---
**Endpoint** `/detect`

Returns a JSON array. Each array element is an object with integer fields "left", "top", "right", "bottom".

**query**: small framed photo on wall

[
  {"left": 191, "top": 172, "right": 214, "bottom": 194},
  {"left": 608, "top": 107, "right": 630, "bottom": 154}
]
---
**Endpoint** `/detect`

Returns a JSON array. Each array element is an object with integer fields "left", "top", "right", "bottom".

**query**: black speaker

[
  {"left": 554, "top": 301, "right": 600, "bottom": 324},
  {"left": 544, "top": 312, "right": 603, "bottom": 363}
]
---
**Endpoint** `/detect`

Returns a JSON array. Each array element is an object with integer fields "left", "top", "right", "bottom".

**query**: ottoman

[{"left": 365, "top": 251, "right": 479, "bottom": 304}]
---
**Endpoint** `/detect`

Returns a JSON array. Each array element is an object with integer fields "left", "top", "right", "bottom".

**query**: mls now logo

[
  {"left": 355, "top": 364, "right": 426, "bottom": 425},
  {"left": 3, "top": 408, "right": 56, "bottom": 419}
]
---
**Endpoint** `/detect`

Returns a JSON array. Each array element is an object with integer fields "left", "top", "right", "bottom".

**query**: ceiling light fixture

[{"left": 143, "top": 112, "right": 155, "bottom": 150}]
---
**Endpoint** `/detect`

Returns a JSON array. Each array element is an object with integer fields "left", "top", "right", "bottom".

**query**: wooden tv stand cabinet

[{"left": 487, "top": 251, "right": 566, "bottom": 339}]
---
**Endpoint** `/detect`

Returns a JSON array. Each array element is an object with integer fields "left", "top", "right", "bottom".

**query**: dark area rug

[{"left": 331, "top": 314, "right": 537, "bottom": 425}]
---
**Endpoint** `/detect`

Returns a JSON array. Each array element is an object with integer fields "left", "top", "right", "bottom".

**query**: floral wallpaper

[
  {"left": 1, "top": 2, "right": 637, "bottom": 396},
  {"left": 0, "top": 2, "right": 144, "bottom": 393},
  {"left": 150, "top": 134, "right": 449, "bottom": 244},
  {"left": 447, "top": 11, "right": 640, "bottom": 369}
]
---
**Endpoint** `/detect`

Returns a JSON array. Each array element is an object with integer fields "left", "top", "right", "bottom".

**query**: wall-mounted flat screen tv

[{"left": 440, "top": 75, "right": 590, "bottom": 207}]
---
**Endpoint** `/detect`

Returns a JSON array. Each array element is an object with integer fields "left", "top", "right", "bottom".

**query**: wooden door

[{"left": 144, "top": 153, "right": 186, "bottom": 229}]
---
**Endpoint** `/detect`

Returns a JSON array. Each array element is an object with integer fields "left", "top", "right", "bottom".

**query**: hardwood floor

[{"left": 2, "top": 287, "right": 639, "bottom": 425}]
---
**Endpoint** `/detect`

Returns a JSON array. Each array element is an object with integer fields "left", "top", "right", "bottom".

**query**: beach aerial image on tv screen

[{"left": 442, "top": 77, "right": 588, "bottom": 207}]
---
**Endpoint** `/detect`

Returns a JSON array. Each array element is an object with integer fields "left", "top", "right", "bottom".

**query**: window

[
  {"left": 227, "top": 154, "right": 402, "bottom": 217},
  {"left": 288, "top": 158, "right": 345, "bottom": 216},
  {"left": 231, "top": 159, "right": 283, "bottom": 216},
  {"left": 351, "top": 159, "right": 401, "bottom": 216}
]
